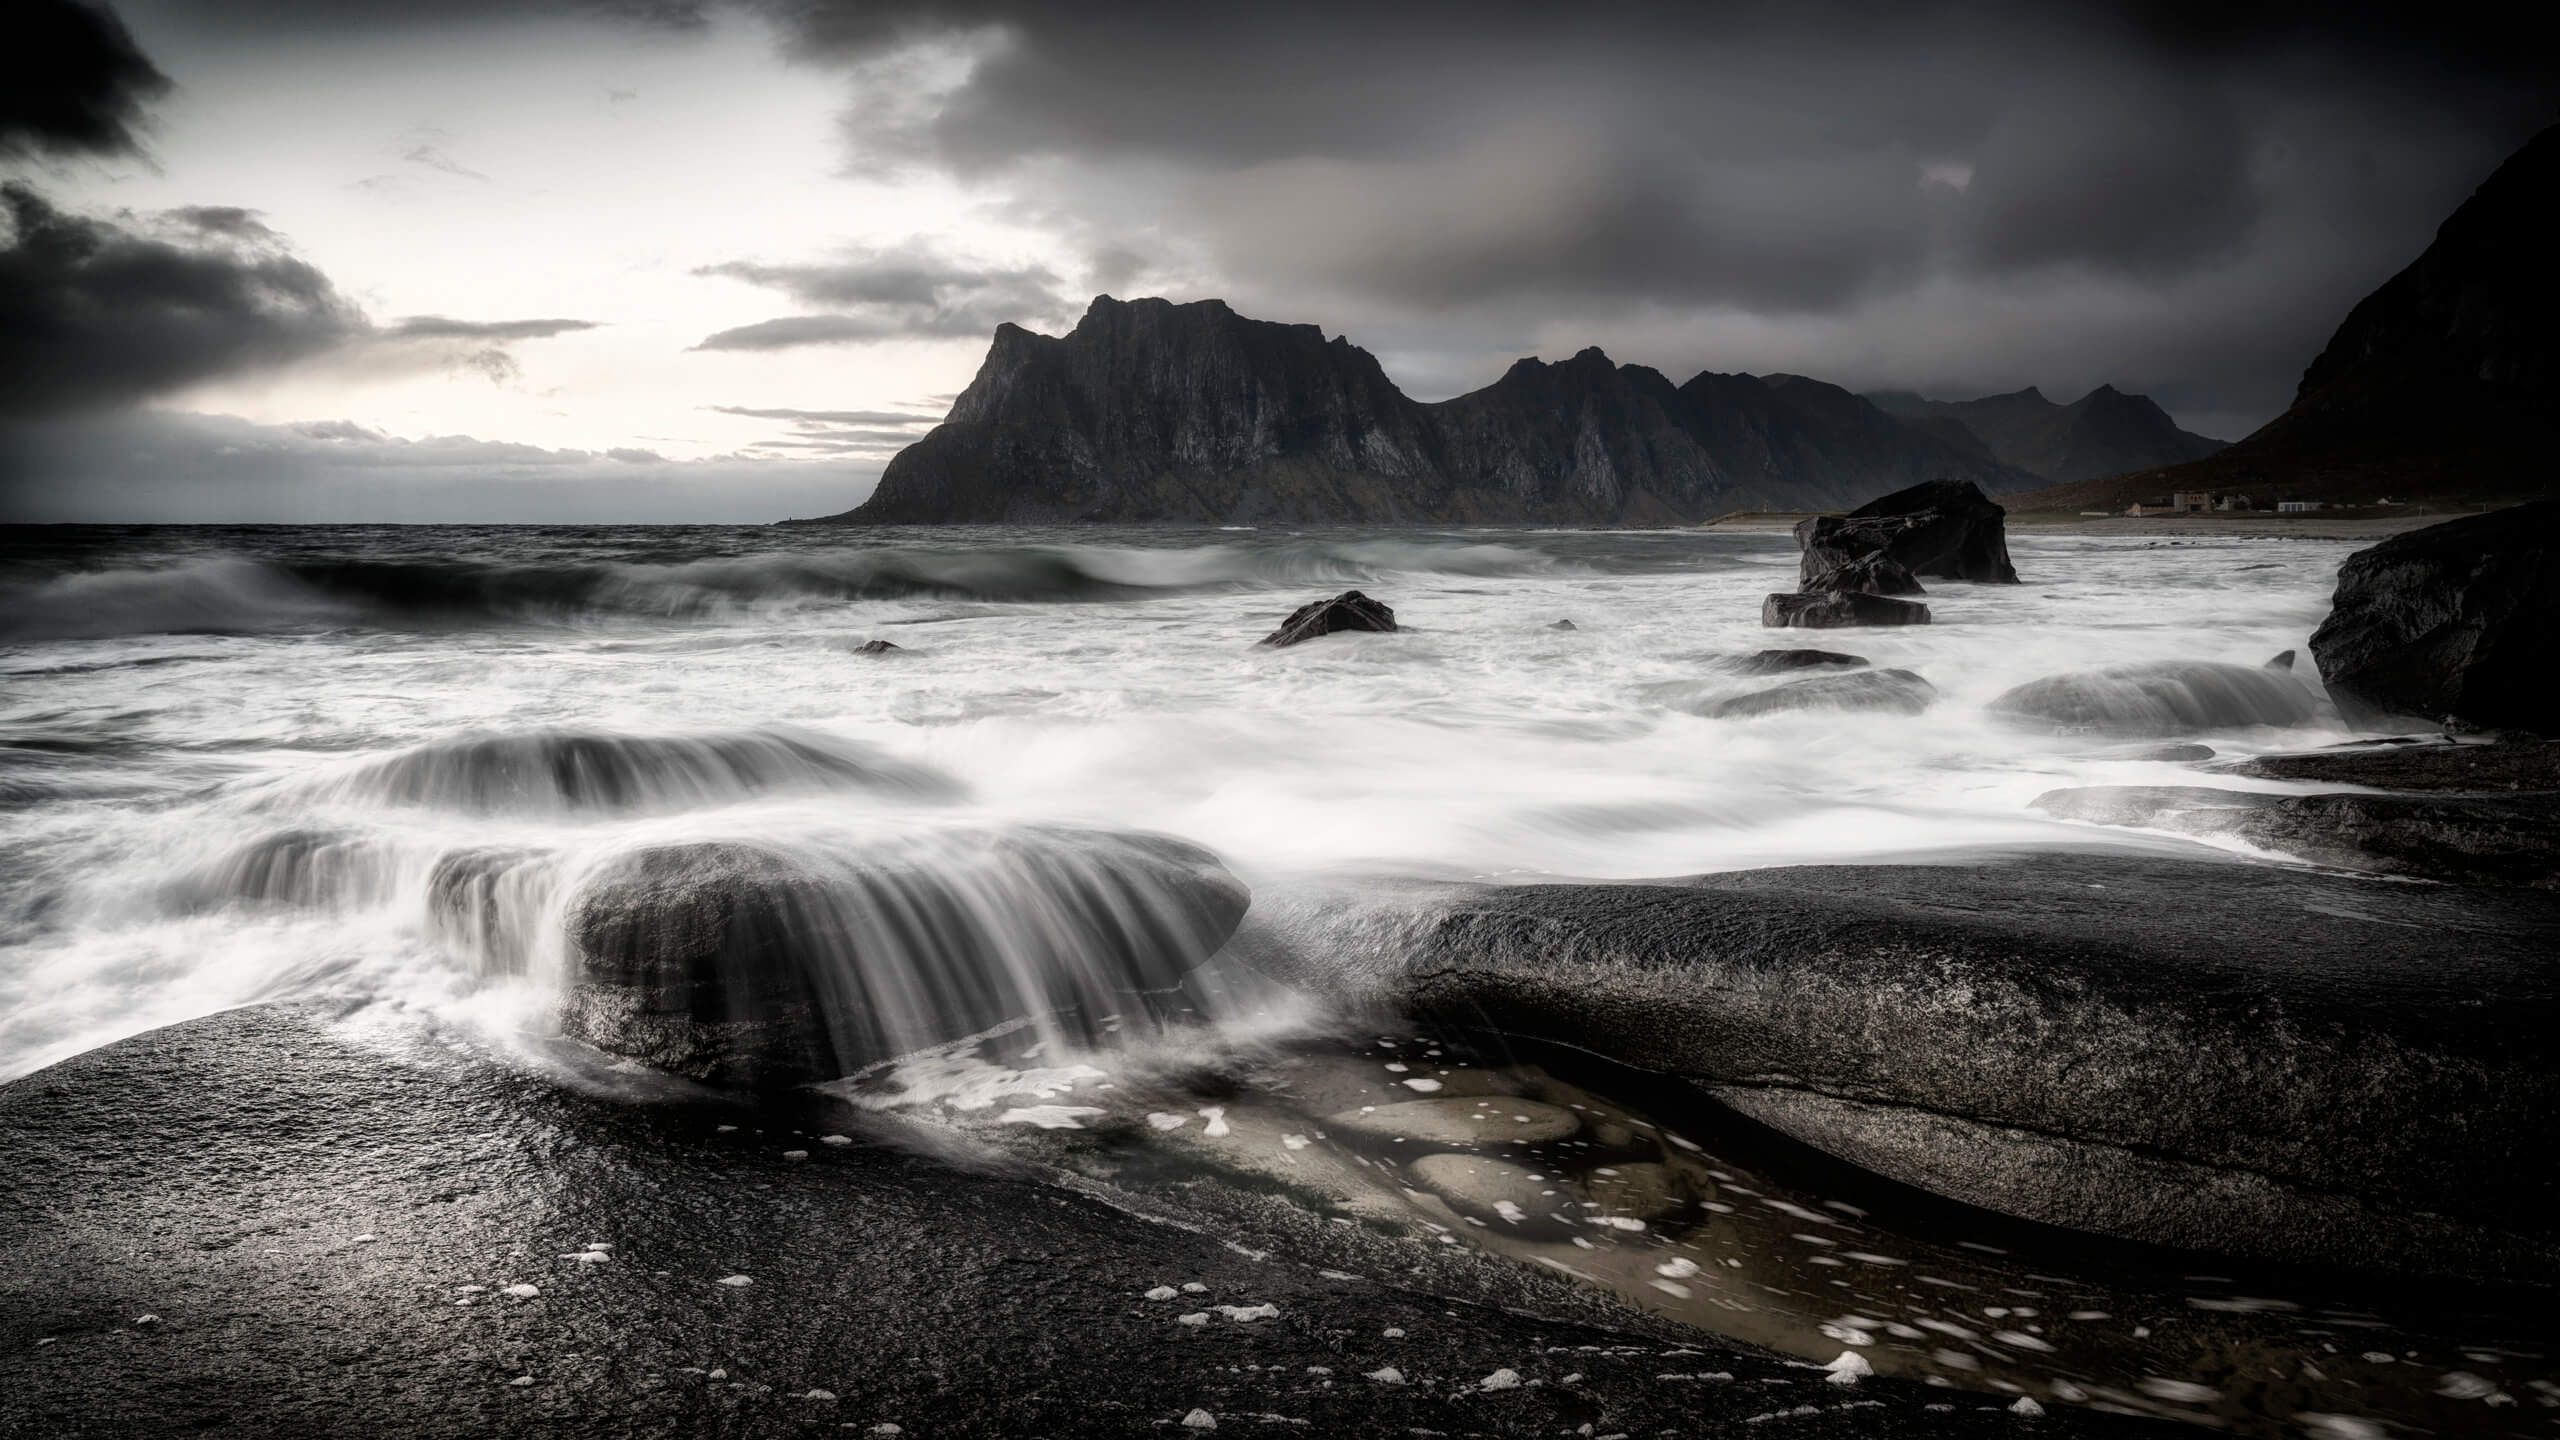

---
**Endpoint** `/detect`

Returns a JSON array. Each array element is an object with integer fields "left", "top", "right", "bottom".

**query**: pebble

[
  {"left": 500, "top": 1284, "right": 539, "bottom": 1299},
  {"left": 1407, "top": 1153, "right": 1573, "bottom": 1229},
  {"left": 1145, "top": 1286, "right": 1179, "bottom": 1301},
  {"left": 1177, "top": 1313, "right": 1211, "bottom": 1327},
  {"left": 1366, "top": 1367, "right": 1406, "bottom": 1385},
  {"left": 2011, "top": 1397, "right": 2046, "bottom": 1417},
  {"left": 1481, "top": 1368, "right": 1522, "bottom": 1391},
  {"left": 820, "top": 1135, "right": 852, "bottom": 1147},
  {"left": 1325, "top": 1099, "right": 1579, "bottom": 1147},
  {"left": 783, "top": 1150, "right": 810, "bottom": 1161},
  {"left": 1214, "top": 1304, "right": 1279, "bottom": 1322},
  {"left": 509, "top": 1376, "right": 535, "bottom": 1387},
  {"left": 1583, "top": 1163, "right": 1692, "bottom": 1221},
  {"left": 717, "top": 1275, "right": 753, "bottom": 1287},
  {"left": 804, "top": 1389, "right": 838, "bottom": 1401},
  {"left": 1181, "top": 1282, "right": 1208, "bottom": 1293},
  {"left": 1181, "top": 1409, "right": 1218, "bottom": 1429}
]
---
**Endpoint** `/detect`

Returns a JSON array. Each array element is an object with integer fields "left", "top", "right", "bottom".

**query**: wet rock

[
  {"left": 318, "top": 726, "right": 962, "bottom": 814},
  {"left": 2031, "top": 784, "right": 2560, "bottom": 889},
  {"left": 1547, "top": 619, "right": 1578, "bottom": 631},
  {"left": 1322, "top": 1098, "right": 1581, "bottom": 1148},
  {"left": 2222, "top": 738, "right": 2560, "bottom": 792},
  {"left": 1794, "top": 478, "right": 2019, "bottom": 588},
  {"left": 423, "top": 846, "right": 553, "bottom": 977},
  {"left": 2309, "top": 500, "right": 2560, "bottom": 734},
  {"left": 1762, "top": 592, "right": 1931, "bottom": 629},
  {"left": 1256, "top": 852, "right": 2560, "bottom": 1284},
  {"left": 1803, "top": 554, "right": 1926, "bottom": 597},
  {"left": 1718, "top": 649, "right": 1870, "bottom": 676},
  {"left": 1406, "top": 1154, "right": 1576, "bottom": 1232},
  {"left": 2139, "top": 744, "right": 2216, "bottom": 762},
  {"left": 1705, "top": 669, "right": 1937, "bottom": 719},
  {"left": 3, "top": 1005, "right": 2150, "bottom": 1440},
  {"left": 1581, "top": 1162, "right": 1694, "bottom": 1224},
  {"left": 177, "top": 828, "right": 389, "bottom": 909},
  {"left": 1989, "top": 660, "right": 2316, "bottom": 736},
  {"left": 1261, "top": 590, "right": 1397, "bottom": 647},
  {"left": 561, "top": 828, "right": 1251, "bottom": 1088},
  {"left": 853, "top": 639, "right": 904, "bottom": 655}
]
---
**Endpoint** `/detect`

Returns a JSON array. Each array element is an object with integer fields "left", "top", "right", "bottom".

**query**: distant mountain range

[
  {"left": 1866, "top": 385, "right": 2224, "bottom": 487},
  {"left": 796, "top": 300, "right": 2218, "bottom": 526},
  {"left": 2007, "top": 123, "right": 2559, "bottom": 514}
]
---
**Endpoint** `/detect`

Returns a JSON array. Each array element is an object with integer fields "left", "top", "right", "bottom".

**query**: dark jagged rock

[
  {"left": 1546, "top": 618, "right": 1577, "bottom": 631},
  {"left": 1795, "top": 478, "right": 2020, "bottom": 589},
  {"left": 1718, "top": 648, "right": 1870, "bottom": 676},
  {"left": 1251, "top": 852, "right": 2560, "bottom": 1283},
  {"left": 852, "top": 638, "right": 903, "bottom": 655},
  {"left": 1761, "top": 591, "right": 1930, "bottom": 628},
  {"left": 2032, "top": 785, "right": 2560, "bottom": 888},
  {"left": 2308, "top": 501, "right": 2560, "bottom": 733},
  {"left": 1801, "top": 553, "right": 1925, "bottom": 596},
  {"left": 1989, "top": 660, "right": 2316, "bottom": 736},
  {"left": 1261, "top": 589, "right": 1396, "bottom": 647},
  {"left": 561, "top": 829, "right": 1250, "bottom": 1088},
  {"left": 803, "top": 295, "right": 2034, "bottom": 525},
  {"left": 1704, "top": 668, "right": 1938, "bottom": 719},
  {"left": 1869, "top": 385, "right": 2225, "bottom": 486}
]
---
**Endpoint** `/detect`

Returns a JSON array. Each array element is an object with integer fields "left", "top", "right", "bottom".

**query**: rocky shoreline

[{"left": 0, "top": 1005, "right": 2171, "bottom": 1440}]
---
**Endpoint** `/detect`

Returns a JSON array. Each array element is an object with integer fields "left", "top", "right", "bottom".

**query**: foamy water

[{"left": 0, "top": 523, "right": 2354, "bottom": 1081}]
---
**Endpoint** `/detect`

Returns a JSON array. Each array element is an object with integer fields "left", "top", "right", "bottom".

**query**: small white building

[{"left": 2276, "top": 500, "right": 2326, "bottom": 513}]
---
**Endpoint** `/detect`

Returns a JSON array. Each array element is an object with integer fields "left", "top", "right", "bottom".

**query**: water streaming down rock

[
  {"left": 307, "top": 726, "right": 965, "bottom": 815},
  {"left": 1989, "top": 658, "right": 2319, "bottom": 736},
  {"left": 558, "top": 827, "right": 1253, "bottom": 1088},
  {"left": 169, "top": 827, "right": 403, "bottom": 911}
]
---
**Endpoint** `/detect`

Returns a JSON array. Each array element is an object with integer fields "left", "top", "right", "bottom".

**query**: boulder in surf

[
  {"left": 1262, "top": 590, "right": 1398, "bottom": 647},
  {"left": 1704, "top": 668, "right": 1937, "bottom": 719},
  {"left": 1988, "top": 658, "right": 2315, "bottom": 736},
  {"left": 1761, "top": 592, "right": 1930, "bottom": 628},
  {"left": 2309, "top": 500, "right": 2560, "bottom": 734},
  {"left": 1794, "top": 478, "right": 2019, "bottom": 588},
  {"left": 560, "top": 827, "right": 1252, "bottom": 1088}
]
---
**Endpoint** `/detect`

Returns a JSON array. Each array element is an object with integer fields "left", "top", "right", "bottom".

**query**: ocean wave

[{"left": 0, "top": 538, "right": 1580, "bottom": 641}]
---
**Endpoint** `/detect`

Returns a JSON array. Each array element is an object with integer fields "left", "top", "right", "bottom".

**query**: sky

[{"left": 0, "top": 0, "right": 2551, "bottom": 522}]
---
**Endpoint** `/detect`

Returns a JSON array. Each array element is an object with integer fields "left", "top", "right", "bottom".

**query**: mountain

[
  {"left": 2003, "top": 123, "right": 2560, "bottom": 514},
  {"left": 1868, "top": 385, "right": 2225, "bottom": 486},
  {"left": 804, "top": 296, "right": 2034, "bottom": 525}
]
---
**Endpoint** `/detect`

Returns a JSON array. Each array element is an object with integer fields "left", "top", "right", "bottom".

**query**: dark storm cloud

[
  {"left": 1, "top": 0, "right": 171, "bottom": 161},
  {"left": 757, "top": 0, "right": 2556, "bottom": 429},
  {"left": 692, "top": 245, "right": 1068, "bottom": 348},
  {"left": 0, "top": 181, "right": 358, "bottom": 417},
  {"left": 0, "top": 184, "right": 605, "bottom": 416}
]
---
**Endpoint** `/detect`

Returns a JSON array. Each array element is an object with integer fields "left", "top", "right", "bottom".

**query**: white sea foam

[{"left": 0, "top": 524, "right": 2360, "bottom": 1081}]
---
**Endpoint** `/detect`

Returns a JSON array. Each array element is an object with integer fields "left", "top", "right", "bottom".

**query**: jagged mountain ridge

[
  {"left": 1868, "top": 385, "right": 2226, "bottom": 486},
  {"left": 2003, "top": 122, "right": 2560, "bottom": 513},
  {"left": 804, "top": 296, "right": 2041, "bottom": 525}
]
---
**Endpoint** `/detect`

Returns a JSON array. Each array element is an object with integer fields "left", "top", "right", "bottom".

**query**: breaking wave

[{"left": 0, "top": 537, "right": 1595, "bottom": 641}]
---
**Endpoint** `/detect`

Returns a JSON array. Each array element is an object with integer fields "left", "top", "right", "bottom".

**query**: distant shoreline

[{"left": 1702, "top": 509, "right": 2459, "bottom": 539}]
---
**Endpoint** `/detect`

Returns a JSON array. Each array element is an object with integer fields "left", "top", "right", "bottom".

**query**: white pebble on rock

[
  {"left": 1481, "top": 1369, "right": 1522, "bottom": 1391},
  {"left": 1366, "top": 1367, "right": 1405, "bottom": 1385},
  {"left": 1181, "top": 1409, "right": 1217, "bottom": 1429},
  {"left": 501, "top": 1284, "right": 539, "bottom": 1299},
  {"left": 717, "top": 1275, "right": 753, "bottom": 1287},
  {"left": 1145, "top": 1286, "right": 1179, "bottom": 1301}
]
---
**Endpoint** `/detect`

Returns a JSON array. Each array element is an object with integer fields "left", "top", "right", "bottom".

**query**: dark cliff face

[
  {"left": 2002, "top": 124, "right": 2560, "bottom": 512},
  {"left": 1875, "top": 384, "right": 2225, "bottom": 486},
  {"left": 824, "top": 295, "right": 2031, "bottom": 525}
]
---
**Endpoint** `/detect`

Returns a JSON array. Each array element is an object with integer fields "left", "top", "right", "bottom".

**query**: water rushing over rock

[
  {"left": 560, "top": 827, "right": 1252, "bottom": 1087},
  {"left": 307, "top": 726, "right": 965, "bottom": 815}
]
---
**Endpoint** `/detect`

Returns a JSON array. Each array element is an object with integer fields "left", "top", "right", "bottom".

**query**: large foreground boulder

[
  {"left": 2308, "top": 500, "right": 2560, "bottom": 734},
  {"left": 4, "top": 1005, "right": 2156, "bottom": 1439},
  {"left": 1250, "top": 852, "right": 2560, "bottom": 1284},
  {"left": 1261, "top": 589, "right": 1397, "bottom": 647},
  {"left": 1762, "top": 591, "right": 1930, "bottom": 628},
  {"left": 562, "top": 828, "right": 1251, "bottom": 1088},
  {"left": 1794, "top": 478, "right": 2020, "bottom": 588},
  {"left": 1989, "top": 658, "right": 2316, "bottom": 736}
]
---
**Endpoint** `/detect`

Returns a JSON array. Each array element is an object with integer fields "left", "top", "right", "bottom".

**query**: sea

[{"left": 17, "top": 521, "right": 2542, "bottom": 1437}]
